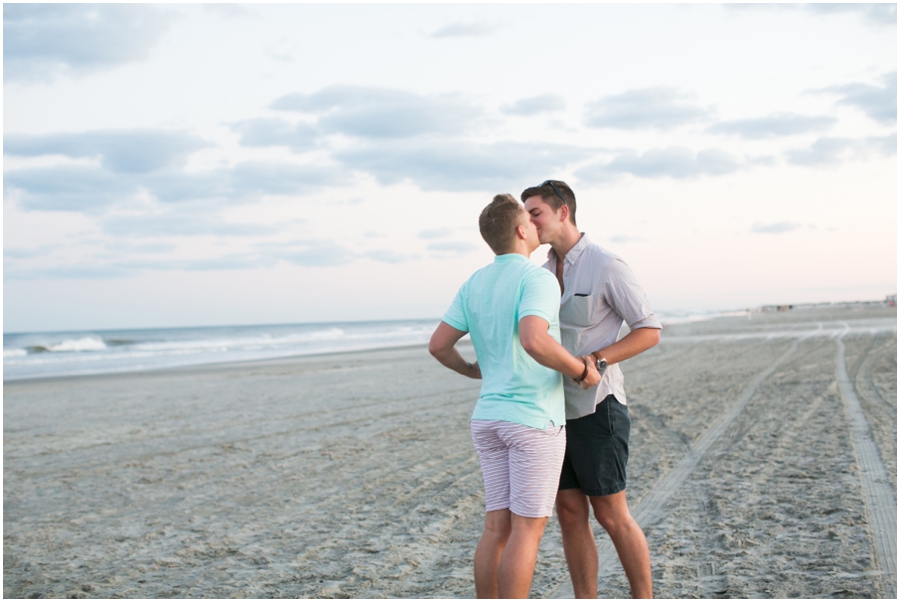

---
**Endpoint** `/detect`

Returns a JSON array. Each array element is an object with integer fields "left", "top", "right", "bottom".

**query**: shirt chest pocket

[{"left": 563, "top": 293, "right": 594, "bottom": 327}]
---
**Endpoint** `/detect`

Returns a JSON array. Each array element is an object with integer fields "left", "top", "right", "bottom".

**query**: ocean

[
  {"left": 2, "top": 319, "right": 441, "bottom": 381},
  {"left": 3, "top": 310, "right": 743, "bottom": 381}
]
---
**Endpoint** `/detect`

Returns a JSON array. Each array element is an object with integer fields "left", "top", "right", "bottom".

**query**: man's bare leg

[
  {"left": 556, "top": 489, "right": 652, "bottom": 599},
  {"left": 556, "top": 489, "right": 600, "bottom": 598},
  {"left": 497, "top": 514, "right": 548, "bottom": 598},
  {"left": 474, "top": 509, "right": 512, "bottom": 598},
  {"left": 589, "top": 491, "right": 652, "bottom": 598}
]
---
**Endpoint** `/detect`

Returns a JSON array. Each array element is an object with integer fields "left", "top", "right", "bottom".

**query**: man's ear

[
  {"left": 515, "top": 223, "right": 527, "bottom": 240},
  {"left": 558, "top": 203, "right": 569, "bottom": 222}
]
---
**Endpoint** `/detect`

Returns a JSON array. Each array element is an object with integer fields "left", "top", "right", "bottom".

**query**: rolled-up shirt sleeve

[{"left": 603, "top": 258, "right": 662, "bottom": 331}]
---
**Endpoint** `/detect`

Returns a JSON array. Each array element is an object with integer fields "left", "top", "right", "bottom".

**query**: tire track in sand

[
  {"left": 855, "top": 335, "right": 897, "bottom": 412},
  {"left": 837, "top": 326, "right": 897, "bottom": 598},
  {"left": 550, "top": 335, "right": 805, "bottom": 598}
]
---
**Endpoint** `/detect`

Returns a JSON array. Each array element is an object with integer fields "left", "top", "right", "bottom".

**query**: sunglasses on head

[{"left": 541, "top": 180, "right": 567, "bottom": 207}]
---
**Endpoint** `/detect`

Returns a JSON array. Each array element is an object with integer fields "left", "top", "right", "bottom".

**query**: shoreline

[
  {"left": 7, "top": 302, "right": 895, "bottom": 384},
  {"left": 2, "top": 340, "right": 447, "bottom": 385},
  {"left": 4, "top": 305, "right": 896, "bottom": 598}
]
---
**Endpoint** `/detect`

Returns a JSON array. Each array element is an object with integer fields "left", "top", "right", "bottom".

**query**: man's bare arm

[
  {"left": 428, "top": 321, "right": 481, "bottom": 379},
  {"left": 519, "top": 316, "right": 600, "bottom": 389},
  {"left": 592, "top": 327, "right": 660, "bottom": 365}
]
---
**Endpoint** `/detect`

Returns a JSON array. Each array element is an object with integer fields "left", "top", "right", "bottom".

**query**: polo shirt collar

[
  {"left": 494, "top": 253, "right": 530, "bottom": 263},
  {"left": 547, "top": 233, "right": 590, "bottom": 265}
]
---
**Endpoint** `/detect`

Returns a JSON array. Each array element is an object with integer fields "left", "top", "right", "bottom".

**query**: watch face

[{"left": 596, "top": 359, "right": 608, "bottom": 375}]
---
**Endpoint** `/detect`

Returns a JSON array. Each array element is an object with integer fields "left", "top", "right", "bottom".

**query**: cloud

[
  {"left": 804, "top": 3, "right": 897, "bottom": 27},
  {"left": 261, "top": 240, "right": 355, "bottom": 267},
  {"left": 608, "top": 235, "right": 646, "bottom": 243},
  {"left": 364, "top": 249, "right": 409, "bottom": 264},
  {"left": 182, "top": 254, "right": 273, "bottom": 271},
  {"left": 751, "top": 221, "right": 801, "bottom": 234},
  {"left": 427, "top": 241, "right": 476, "bottom": 252},
  {"left": 5, "top": 130, "right": 209, "bottom": 173},
  {"left": 576, "top": 147, "right": 740, "bottom": 182},
  {"left": 584, "top": 87, "right": 712, "bottom": 131},
  {"left": 4, "top": 165, "right": 140, "bottom": 212},
  {"left": 429, "top": 22, "right": 499, "bottom": 38},
  {"left": 726, "top": 4, "right": 897, "bottom": 27},
  {"left": 3, "top": 4, "right": 176, "bottom": 82},
  {"left": 105, "top": 242, "right": 178, "bottom": 253},
  {"left": 748, "top": 155, "right": 778, "bottom": 167},
  {"left": 4, "top": 264, "right": 138, "bottom": 280},
  {"left": 708, "top": 113, "right": 837, "bottom": 139},
  {"left": 270, "top": 85, "right": 482, "bottom": 139},
  {"left": 202, "top": 4, "right": 260, "bottom": 19},
  {"left": 143, "top": 162, "right": 344, "bottom": 204},
  {"left": 501, "top": 94, "right": 567, "bottom": 116},
  {"left": 4, "top": 237, "right": 395, "bottom": 280},
  {"left": 221, "top": 162, "right": 345, "bottom": 197},
  {"left": 5, "top": 161, "right": 346, "bottom": 212},
  {"left": 231, "top": 119, "right": 319, "bottom": 151},
  {"left": 785, "top": 134, "right": 897, "bottom": 166},
  {"left": 418, "top": 227, "right": 453, "bottom": 239},
  {"left": 336, "top": 140, "right": 596, "bottom": 191},
  {"left": 4, "top": 252, "right": 275, "bottom": 280},
  {"left": 3, "top": 245, "right": 62, "bottom": 259},
  {"left": 264, "top": 39, "right": 298, "bottom": 63},
  {"left": 811, "top": 72, "right": 897, "bottom": 124},
  {"left": 427, "top": 241, "right": 478, "bottom": 257},
  {"left": 101, "top": 210, "right": 278, "bottom": 238}
]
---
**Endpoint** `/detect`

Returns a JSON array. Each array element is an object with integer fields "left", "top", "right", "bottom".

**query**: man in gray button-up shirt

[{"left": 522, "top": 180, "right": 662, "bottom": 599}]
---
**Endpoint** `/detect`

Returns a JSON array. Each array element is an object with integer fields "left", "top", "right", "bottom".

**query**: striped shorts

[{"left": 470, "top": 419, "right": 567, "bottom": 518}]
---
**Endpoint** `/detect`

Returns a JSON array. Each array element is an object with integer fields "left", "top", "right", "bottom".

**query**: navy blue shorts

[{"left": 558, "top": 395, "right": 630, "bottom": 497}]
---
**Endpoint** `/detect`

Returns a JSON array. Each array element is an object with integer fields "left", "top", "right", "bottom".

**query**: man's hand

[
  {"left": 578, "top": 356, "right": 601, "bottom": 390},
  {"left": 430, "top": 322, "right": 482, "bottom": 379},
  {"left": 470, "top": 361, "right": 482, "bottom": 380}
]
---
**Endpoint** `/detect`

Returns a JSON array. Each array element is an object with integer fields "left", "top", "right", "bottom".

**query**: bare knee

[
  {"left": 594, "top": 511, "right": 625, "bottom": 535},
  {"left": 590, "top": 495, "right": 635, "bottom": 536},
  {"left": 556, "top": 490, "right": 590, "bottom": 530},
  {"left": 507, "top": 514, "right": 548, "bottom": 552},
  {"left": 483, "top": 510, "right": 512, "bottom": 543},
  {"left": 486, "top": 521, "right": 512, "bottom": 541},
  {"left": 511, "top": 514, "right": 547, "bottom": 529}
]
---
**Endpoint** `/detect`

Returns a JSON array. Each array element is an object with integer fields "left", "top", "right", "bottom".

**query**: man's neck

[
  {"left": 507, "top": 241, "right": 533, "bottom": 257},
  {"left": 549, "top": 226, "right": 583, "bottom": 262}
]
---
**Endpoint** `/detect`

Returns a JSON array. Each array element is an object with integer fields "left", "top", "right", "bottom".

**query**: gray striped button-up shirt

[{"left": 544, "top": 234, "right": 662, "bottom": 420}]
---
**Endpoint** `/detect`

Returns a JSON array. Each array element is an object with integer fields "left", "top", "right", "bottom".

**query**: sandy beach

[{"left": 3, "top": 305, "right": 896, "bottom": 598}]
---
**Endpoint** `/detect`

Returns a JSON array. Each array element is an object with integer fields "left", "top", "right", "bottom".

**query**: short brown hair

[
  {"left": 479, "top": 194, "right": 524, "bottom": 254},
  {"left": 520, "top": 180, "right": 577, "bottom": 226}
]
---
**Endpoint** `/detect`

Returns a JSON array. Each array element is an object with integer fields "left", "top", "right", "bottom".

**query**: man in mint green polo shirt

[{"left": 429, "top": 194, "right": 600, "bottom": 599}]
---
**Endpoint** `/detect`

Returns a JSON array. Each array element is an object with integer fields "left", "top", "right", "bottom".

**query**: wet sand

[{"left": 3, "top": 306, "right": 896, "bottom": 598}]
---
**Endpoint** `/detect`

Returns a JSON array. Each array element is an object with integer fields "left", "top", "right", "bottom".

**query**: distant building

[
  {"left": 887, "top": 294, "right": 897, "bottom": 307},
  {"left": 758, "top": 304, "right": 794, "bottom": 312}
]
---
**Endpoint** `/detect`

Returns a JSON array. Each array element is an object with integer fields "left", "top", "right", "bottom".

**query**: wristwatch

[{"left": 595, "top": 355, "right": 608, "bottom": 377}]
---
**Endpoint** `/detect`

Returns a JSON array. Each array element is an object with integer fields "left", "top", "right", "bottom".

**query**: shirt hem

[{"left": 471, "top": 411, "right": 566, "bottom": 429}]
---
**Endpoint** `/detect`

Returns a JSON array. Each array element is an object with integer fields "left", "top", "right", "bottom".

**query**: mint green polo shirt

[{"left": 442, "top": 253, "right": 566, "bottom": 429}]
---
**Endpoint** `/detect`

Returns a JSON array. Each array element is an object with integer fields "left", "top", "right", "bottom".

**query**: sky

[{"left": 3, "top": 2, "right": 897, "bottom": 333}]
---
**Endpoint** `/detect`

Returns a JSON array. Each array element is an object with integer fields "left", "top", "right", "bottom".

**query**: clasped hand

[
  {"left": 467, "top": 359, "right": 599, "bottom": 387},
  {"left": 577, "top": 356, "right": 601, "bottom": 390}
]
